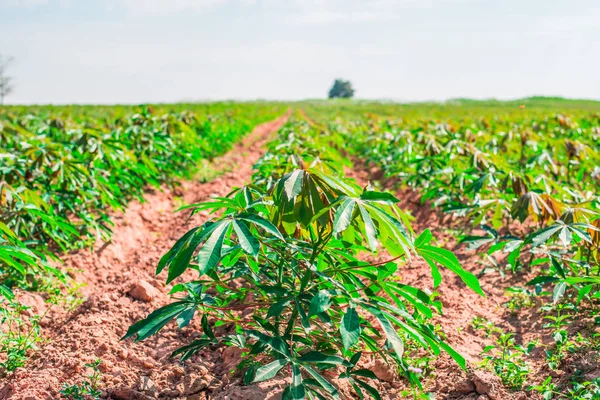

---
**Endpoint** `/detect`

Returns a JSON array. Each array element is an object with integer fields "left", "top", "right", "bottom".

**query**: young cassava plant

[{"left": 123, "top": 157, "right": 484, "bottom": 399}]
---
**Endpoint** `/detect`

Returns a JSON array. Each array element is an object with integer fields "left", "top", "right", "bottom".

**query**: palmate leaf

[
  {"left": 159, "top": 213, "right": 283, "bottom": 283},
  {"left": 511, "top": 191, "right": 552, "bottom": 223},
  {"left": 526, "top": 222, "right": 593, "bottom": 248}
]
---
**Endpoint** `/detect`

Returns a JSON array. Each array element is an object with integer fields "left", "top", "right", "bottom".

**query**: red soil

[
  {"left": 0, "top": 113, "right": 289, "bottom": 400},
  {"left": 2, "top": 114, "right": 592, "bottom": 400}
]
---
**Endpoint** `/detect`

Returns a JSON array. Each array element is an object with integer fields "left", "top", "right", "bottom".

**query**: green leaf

[
  {"left": 253, "top": 359, "right": 288, "bottom": 383},
  {"left": 527, "top": 225, "right": 561, "bottom": 247},
  {"left": 417, "top": 245, "right": 484, "bottom": 296},
  {"left": 553, "top": 282, "right": 567, "bottom": 305},
  {"left": 196, "top": 221, "right": 230, "bottom": 276},
  {"left": 308, "top": 290, "right": 332, "bottom": 317},
  {"left": 201, "top": 314, "right": 215, "bottom": 339},
  {"left": 284, "top": 170, "right": 304, "bottom": 200},
  {"left": 267, "top": 299, "right": 292, "bottom": 318},
  {"left": 0, "top": 284, "right": 14, "bottom": 301},
  {"left": 163, "top": 227, "right": 206, "bottom": 283},
  {"left": 340, "top": 307, "right": 360, "bottom": 351},
  {"left": 122, "top": 301, "right": 190, "bottom": 341},
  {"left": 176, "top": 307, "right": 196, "bottom": 329},
  {"left": 282, "top": 364, "right": 306, "bottom": 400},
  {"left": 415, "top": 229, "right": 433, "bottom": 248},
  {"left": 246, "top": 330, "right": 291, "bottom": 358},
  {"left": 577, "top": 284, "right": 593, "bottom": 304},
  {"left": 0, "top": 222, "right": 19, "bottom": 242},
  {"left": 423, "top": 258, "right": 442, "bottom": 289},
  {"left": 358, "top": 204, "right": 378, "bottom": 251},
  {"left": 233, "top": 220, "right": 260, "bottom": 256},
  {"left": 360, "top": 191, "right": 400, "bottom": 204},
  {"left": 244, "top": 365, "right": 257, "bottom": 385},
  {"left": 354, "top": 378, "right": 381, "bottom": 400},
  {"left": 352, "top": 369, "right": 378, "bottom": 379},
  {"left": 526, "top": 276, "right": 560, "bottom": 286},
  {"left": 437, "top": 340, "right": 466, "bottom": 370},
  {"left": 170, "top": 338, "right": 214, "bottom": 361},
  {"left": 302, "top": 365, "right": 339, "bottom": 399},
  {"left": 362, "top": 305, "right": 404, "bottom": 360},
  {"left": 239, "top": 214, "right": 285, "bottom": 240},
  {"left": 298, "top": 351, "right": 347, "bottom": 365},
  {"left": 333, "top": 198, "right": 356, "bottom": 234}
]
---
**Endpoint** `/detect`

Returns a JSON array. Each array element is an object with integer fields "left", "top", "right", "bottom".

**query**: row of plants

[
  {"left": 0, "top": 103, "right": 286, "bottom": 374},
  {"left": 300, "top": 100, "right": 600, "bottom": 396},
  {"left": 124, "top": 115, "right": 484, "bottom": 399}
]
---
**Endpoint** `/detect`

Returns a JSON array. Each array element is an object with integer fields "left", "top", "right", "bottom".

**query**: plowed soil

[
  {"left": 2, "top": 113, "right": 594, "bottom": 400},
  {"left": 1, "top": 114, "right": 290, "bottom": 400}
]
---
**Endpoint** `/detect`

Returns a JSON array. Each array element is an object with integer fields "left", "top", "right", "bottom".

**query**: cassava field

[{"left": 1, "top": 98, "right": 600, "bottom": 400}]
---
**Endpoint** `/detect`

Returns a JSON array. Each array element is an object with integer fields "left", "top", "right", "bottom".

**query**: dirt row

[
  {"left": 1, "top": 112, "right": 583, "bottom": 400},
  {"left": 1, "top": 113, "right": 290, "bottom": 400}
]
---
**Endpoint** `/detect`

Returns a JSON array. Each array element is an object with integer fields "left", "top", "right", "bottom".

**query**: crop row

[
  {"left": 301, "top": 101, "right": 600, "bottom": 396},
  {"left": 124, "top": 113, "right": 483, "bottom": 399},
  {"left": 0, "top": 103, "right": 286, "bottom": 300}
]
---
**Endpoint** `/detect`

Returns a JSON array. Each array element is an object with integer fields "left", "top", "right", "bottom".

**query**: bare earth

[
  {"left": 2, "top": 114, "right": 593, "bottom": 399},
  {"left": 1, "top": 114, "right": 289, "bottom": 400}
]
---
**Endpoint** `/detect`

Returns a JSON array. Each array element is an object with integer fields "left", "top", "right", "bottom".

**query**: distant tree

[
  {"left": 0, "top": 55, "right": 15, "bottom": 105},
  {"left": 328, "top": 79, "right": 355, "bottom": 99}
]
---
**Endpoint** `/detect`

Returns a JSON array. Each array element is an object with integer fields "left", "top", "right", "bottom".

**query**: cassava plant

[{"left": 124, "top": 127, "right": 484, "bottom": 398}]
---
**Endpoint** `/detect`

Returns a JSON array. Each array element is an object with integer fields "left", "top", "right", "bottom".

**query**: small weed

[
  {"left": 504, "top": 287, "right": 535, "bottom": 313},
  {"left": 471, "top": 316, "right": 500, "bottom": 337},
  {"left": 481, "top": 331, "right": 534, "bottom": 390},
  {"left": 529, "top": 376, "right": 560, "bottom": 399},
  {"left": 0, "top": 298, "right": 46, "bottom": 376},
  {"left": 60, "top": 359, "right": 103, "bottom": 400},
  {"left": 541, "top": 303, "right": 575, "bottom": 370},
  {"left": 473, "top": 318, "right": 534, "bottom": 390},
  {"left": 531, "top": 375, "right": 600, "bottom": 399}
]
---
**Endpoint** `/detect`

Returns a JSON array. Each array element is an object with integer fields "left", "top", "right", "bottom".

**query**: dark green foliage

[
  {"left": 328, "top": 79, "right": 355, "bottom": 99},
  {"left": 0, "top": 104, "right": 285, "bottom": 295},
  {"left": 124, "top": 119, "right": 483, "bottom": 399}
]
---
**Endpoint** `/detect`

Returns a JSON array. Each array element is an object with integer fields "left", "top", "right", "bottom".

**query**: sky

[{"left": 0, "top": 0, "right": 599, "bottom": 104}]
